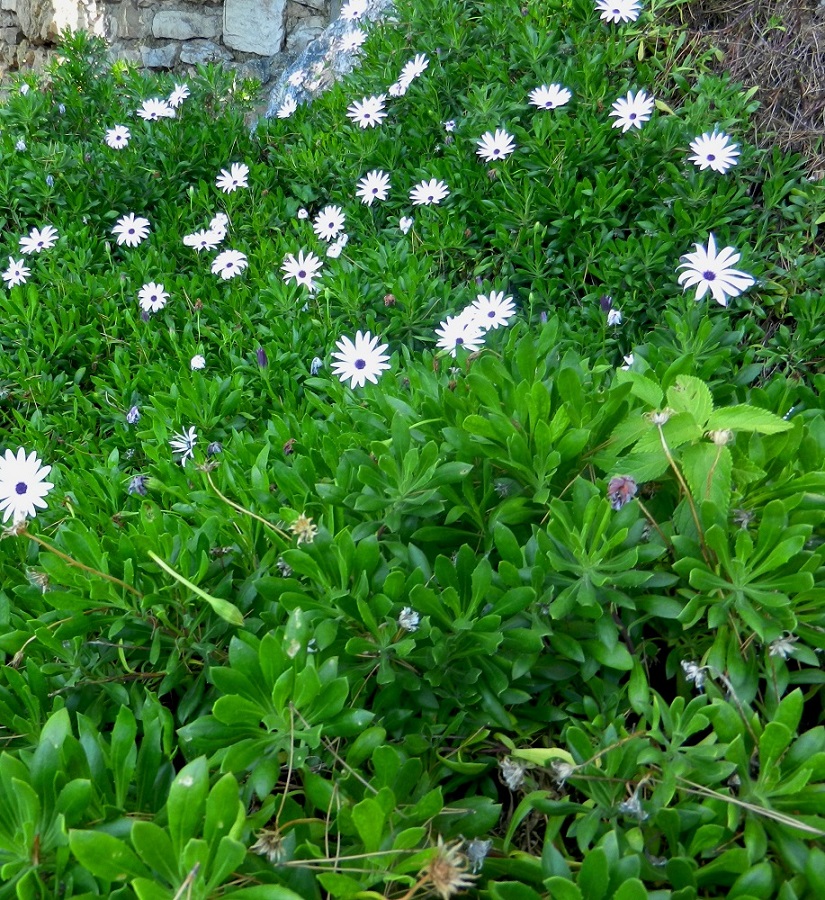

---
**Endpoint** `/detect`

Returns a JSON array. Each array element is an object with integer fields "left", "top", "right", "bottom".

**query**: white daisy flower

[
  {"left": 596, "top": 0, "right": 642, "bottom": 23},
  {"left": 282, "top": 249, "right": 324, "bottom": 291},
  {"left": 216, "top": 162, "right": 249, "bottom": 194},
  {"left": 688, "top": 130, "right": 740, "bottom": 174},
  {"left": 104, "top": 125, "right": 131, "bottom": 149},
  {"left": 211, "top": 249, "right": 248, "bottom": 280},
  {"left": 2, "top": 257, "right": 30, "bottom": 288},
  {"left": 169, "top": 426, "right": 197, "bottom": 464},
  {"left": 288, "top": 69, "right": 306, "bottom": 88},
  {"left": 168, "top": 83, "right": 190, "bottom": 108},
  {"left": 677, "top": 233, "right": 755, "bottom": 307},
  {"left": 529, "top": 84, "right": 572, "bottom": 110},
  {"left": 476, "top": 129, "right": 516, "bottom": 162},
  {"left": 356, "top": 169, "right": 390, "bottom": 205},
  {"left": 340, "top": 0, "right": 367, "bottom": 20},
  {"left": 388, "top": 80, "right": 407, "bottom": 97},
  {"left": 209, "top": 212, "right": 229, "bottom": 238},
  {"left": 346, "top": 95, "right": 387, "bottom": 128},
  {"left": 183, "top": 229, "right": 222, "bottom": 252},
  {"left": 0, "top": 448, "right": 53, "bottom": 523},
  {"left": 137, "top": 98, "right": 175, "bottom": 120},
  {"left": 190, "top": 354, "right": 206, "bottom": 370},
  {"left": 609, "top": 89, "right": 654, "bottom": 132},
  {"left": 410, "top": 178, "right": 450, "bottom": 206},
  {"left": 340, "top": 28, "right": 367, "bottom": 52},
  {"left": 444, "top": 119, "right": 456, "bottom": 132},
  {"left": 331, "top": 331, "right": 390, "bottom": 388},
  {"left": 399, "top": 216, "right": 414, "bottom": 233},
  {"left": 471, "top": 291, "right": 516, "bottom": 330},
  {"left": 326, "top": 236, "right": 348, "bottom": 258},
  {"left": 313, "top": 205, "right": 346, "bottom": 242},
  {"left": 297, "top": 208, "right": 309, "bottom": 220},
  {"left": 277, "top": 96, "right": 298, "bottom": 119},
  {"left": 112, "top": 213, "right": 150, "bottom": 247},
  {"left": 19, "top": 225, "right": 58, "bottom": 255},
  {"left": 435, "top": 314, "right": 486, "bottom": 356},
  {"left": 138, "top": 282, "right": 169, "bottom": 314},
  {"left": 607, "top": 308, "right": 623, "bottom": 326},
  {"left": 399, "top": 53, "right": 429, "bottom": 86}
]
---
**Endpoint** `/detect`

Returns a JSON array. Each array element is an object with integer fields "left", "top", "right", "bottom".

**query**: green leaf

[
  {"left": 351, "top": 796, "right": 388, "bottom": 852},
  {"left": 219, "top": 888, "right": 308, "bottom": 899},
  {"left": 131, "top": 821, "right": 179, "bottom": 885},
  {"left": 69, "top": 830, "right": 151, "bottom": 881},
  {"left": 706, "top": 405, "right": 792, "bottom": 435},
  {"left": 577, "top": 847, "right": 608, "bottom": 900},
  {"left": 543, "top": 877, "right": 583, "bottom": 900},
  {"left": 167, "top": 757, "right": 209, "bottom": 855},
  {"left": 666, "top": 375, "right": 714, "bottom": 428},
  {"left": 613, "top": 879, "right": 650, "bottom": 900}
]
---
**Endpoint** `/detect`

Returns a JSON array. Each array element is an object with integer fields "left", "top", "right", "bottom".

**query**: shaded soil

[{"left": 671, "top": 0, "right": 825, "bottom": 178}]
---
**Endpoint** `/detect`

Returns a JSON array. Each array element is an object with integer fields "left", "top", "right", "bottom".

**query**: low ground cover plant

[{"left": 0, "top": 0, "right": 823, "bottom": 897}]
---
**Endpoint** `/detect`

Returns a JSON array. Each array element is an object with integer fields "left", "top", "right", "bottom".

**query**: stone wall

[{"left": 0, "top": 0, "right": 337, "bottom": 83}]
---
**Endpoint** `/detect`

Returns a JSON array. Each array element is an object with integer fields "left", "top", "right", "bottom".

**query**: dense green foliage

[{"left": 0, "top": 0, "right": 823, "bottom": 897}]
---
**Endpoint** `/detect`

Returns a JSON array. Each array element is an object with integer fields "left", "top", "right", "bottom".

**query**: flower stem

[{"left": 24, "top": 531, "right": 142, "bottom": 597}]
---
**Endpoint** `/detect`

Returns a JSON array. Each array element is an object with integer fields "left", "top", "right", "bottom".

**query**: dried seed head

[{"left": 421, "top": 837, "right": 478, "bottom": 900}]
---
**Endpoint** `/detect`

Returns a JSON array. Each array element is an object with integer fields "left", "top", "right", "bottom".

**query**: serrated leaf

[
  {"left": 706, "top": 405, "right": 792, "bottom": 435},
  {"left": 681, "top": 442, "right": 732, "bottom": 519},
  {"left": 667, "top": 375, "right": 714, "bottom": 428}
]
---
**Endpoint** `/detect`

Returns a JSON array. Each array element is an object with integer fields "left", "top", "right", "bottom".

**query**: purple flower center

[
  {"left": 15, "top": 482, "right": 26, "bottom": 495},
  {"left": 629, "top": 113, "right": 637, "bottom": 120},
  {"left": 298, "top": 270, "right": 306, "bottom": 278},
  {"left": 128, "top": 228, "right": 135, "bottom": 234},
  {"left": 354, "top": 359, "right": 366, "bottom": 369},
  {"left": 427, "top": 195, "right": 433, "bottom": 201},
  {"left": 488, "top": 311, "right": 495, "bottom": 318},
  {"left": 707, "top": 154, "right": 715, "bottom": 160},
  {"left": 455, "top": 337, "right": 464, "bottom": 345},
  {"left": 703, "top": 271, "right": 716, "bottom": 281}
]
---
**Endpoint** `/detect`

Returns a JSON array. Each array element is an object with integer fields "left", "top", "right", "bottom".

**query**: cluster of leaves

[{"left": 0, "top": 0, "right": 823, "bottom": 897}]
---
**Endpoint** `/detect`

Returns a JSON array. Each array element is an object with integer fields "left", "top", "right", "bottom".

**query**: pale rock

[
  {"left": 17, "top": 0, "right": 107, "bottom": 42},
  {"left": 110, "top": 0, "right": 150, "bottom": 38},
  {"left": 266, "top": 0, "right": 392, "bottom": 119},
  {"left": 285, "top": 16, "right": 324, "bottom": 53},
  {"left": 223, "top": 0, "right": 284, "bottom": 54},
  {"left": 1, "top": 0, "right": 17, "bottom": 11},
  {"left": 140, "top": 41, "right": 177, "bottom": 67},
  {"left": 179, "top": 37, "right": 231, "bottom": 64},
  {"left": 152, "top": 7, "right": 220, "bottom": 40}
]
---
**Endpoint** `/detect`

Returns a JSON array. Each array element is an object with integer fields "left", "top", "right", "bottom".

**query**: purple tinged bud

[
  {"left": 126, "top": 405, "right": 141, "bottom": 424},
  {"left": 256, "top": 347, "right": 268, "bottom": 368},
  {"left": 600, "top": 294, "right": 613, "bottom": 312},
  {"left": 207, "top": 441, "right": 222, "bottom": 457},
  {"left": 607, "top": 475, "right": 638, "bottom": 510},
  {"left": 128, "top": 475, "right": 148, "bottom": 496}
]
